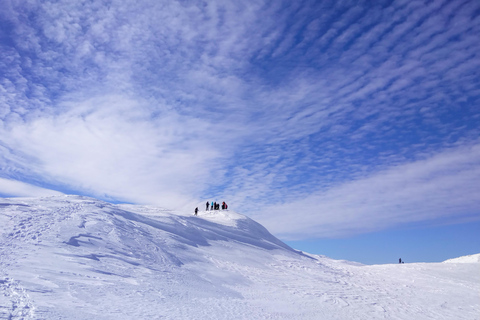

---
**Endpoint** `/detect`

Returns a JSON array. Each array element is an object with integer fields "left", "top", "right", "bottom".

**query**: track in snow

[{"left": 0, "top": 195, "right": 479, "bottom": 319}]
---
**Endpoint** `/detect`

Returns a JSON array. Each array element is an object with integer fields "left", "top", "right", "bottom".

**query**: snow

[
  {"left": 443, "top": 253, "right": 480, "bottom": 264},
  {"left": 0, "top": 195, "right": 479, "bottom": 319}
]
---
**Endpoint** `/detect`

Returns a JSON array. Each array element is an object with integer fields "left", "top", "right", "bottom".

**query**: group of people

[
  {"left": 206, "top": 201, "right": 228, "bottom": 211},
  {"left": 194, "top": 201, "right": 229, "bottom": 216}
]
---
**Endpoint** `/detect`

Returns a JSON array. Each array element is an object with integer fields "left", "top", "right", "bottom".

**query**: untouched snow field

[{"left": 0, "top": 196, "right": 478, "bottom": 319}]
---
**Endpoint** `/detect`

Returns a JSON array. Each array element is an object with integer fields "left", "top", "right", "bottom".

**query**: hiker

[
  {"left": 399, "top": 258, "right": 402, "bottom": 264},
  {"left": 194, "top": 207, "right": 198, "bottom": 216},
  {"left": 206, "top": 201, "right": 210, "bottom": 211}
]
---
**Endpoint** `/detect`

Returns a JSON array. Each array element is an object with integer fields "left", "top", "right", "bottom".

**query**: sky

[{"left": 0, "top": 0, "right": 479, "bottom": 264}]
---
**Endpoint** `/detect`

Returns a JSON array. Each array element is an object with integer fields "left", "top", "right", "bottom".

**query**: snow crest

[
  {"left": 443, "top": 253, "right": 480, "bottom": 263},
  {"left": 0, "top": 195, "right": 479, "bottom": 319}
]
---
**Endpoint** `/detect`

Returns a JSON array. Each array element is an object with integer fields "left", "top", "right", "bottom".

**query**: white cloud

[
  {"left": 1, "top": 94, "right": 234, "bottom": 208},
  {"left": 0, "top": 178, "right": 63, "bottom": 197},
  {"left": 0, "top": 0, "right": 479, "bottom": 240},
  {"left": 258, "top": 143, "right": 480, "bottom": 239}
]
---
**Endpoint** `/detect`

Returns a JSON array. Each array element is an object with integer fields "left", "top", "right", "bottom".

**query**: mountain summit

[{"left": 0, "top": 195, "right": 478, "bottom": 319}]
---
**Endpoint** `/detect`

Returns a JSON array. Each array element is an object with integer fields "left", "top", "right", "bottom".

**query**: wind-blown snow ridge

[
  {"left": 0, "top": 195, "right": 479, "bottom": 319},
  {"left": 443, "top": 253, "right": 480, "bottom": 264}
]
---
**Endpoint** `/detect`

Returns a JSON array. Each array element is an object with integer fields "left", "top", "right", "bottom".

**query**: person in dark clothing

[
  {"left": 194, "top": 207, "right": 198, "bottom": 216},
  {"left": 399, "top": 258, "right": 402, "bottom": 264},
  {"left": 206, "top": 201, "right": 210, "bottom": 211}
]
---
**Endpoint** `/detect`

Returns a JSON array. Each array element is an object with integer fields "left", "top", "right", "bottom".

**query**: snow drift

[
  {"left": 0, "top": 195, "right": 479, "bottom": 319},
  {"left": 443, "top": 253, "right": 480, "bottom": 264}
]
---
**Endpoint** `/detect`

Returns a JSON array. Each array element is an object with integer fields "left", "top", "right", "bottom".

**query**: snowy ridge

[
  {"left": 0, "top": 195, "right": 479, "bottom": 319},
  {"left": 443, "top": 253, "right": 480, "bottom": 264}
]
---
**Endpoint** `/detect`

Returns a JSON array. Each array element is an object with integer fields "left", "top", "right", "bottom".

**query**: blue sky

[{"left": 1, "top": 0, "right": 479, "bottom": 264}]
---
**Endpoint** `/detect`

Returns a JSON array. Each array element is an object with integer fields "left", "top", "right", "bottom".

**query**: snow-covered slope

[
  {"left": 443, "top": 253, "right": 480, "bottom": 264},
  {"left": 0, "top": 196, "right": 479, "bottom": 319}
]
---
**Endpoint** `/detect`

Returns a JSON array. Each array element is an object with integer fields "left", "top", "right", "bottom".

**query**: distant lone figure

[
  {"left": 399, "top": 258, "right": 402, "bottom": 264},
  {"left": 206, "top": 201, "right": 210, "bottom": 211},
  {"left": 194, "top": 207, "right": 198, "bottom": 216}
]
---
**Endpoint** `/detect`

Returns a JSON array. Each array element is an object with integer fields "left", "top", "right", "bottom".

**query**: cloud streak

[
  {"left": 259, "top": 142, "right": 480, "bottom": 239},
  {"left": 0, "top": 177, "right": 63, "bottom": 197}
]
